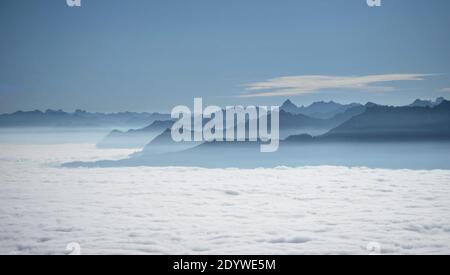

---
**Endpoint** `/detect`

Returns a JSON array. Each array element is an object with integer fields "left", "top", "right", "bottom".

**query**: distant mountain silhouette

[
  {"left": 409, "top": 97, "right": 445, "bottom": 108},
  {"left": 98, "top": 116, "right": 212, "bottom": 149},
  {"left": 284, "top": 134, "right": 314, "bottom": 143},
  {"left": 97, "top": 120, "right": 174, "bottom": 148},
  {"left": 65, "top": 133, "right": 450, "bottom": 170},
  {"left": 63, "top": 98, "right": 450, "bottom": 169},
  {"left": 285, "top": 100, "right": 450, "bottom": 142},
  {"left": 135, "top": 128, "right": 203, "bottom": 155},
  {"left": 0, "top": 110, "right": 170, "bottom": 128},
  {"left": 97, "top": 105, "right": 365, "bottom": 149},
  {"left": 0, "top": 109, "right": 170, "bottom": 128},
  {"left": 281, "top": 99, "right": 363, "bottom": 119},
  {"left": 117, "top": 107, "right": 366, "bottom": 149},
  {"left": 279, "top": 104, "right": 366, "bottom": 137},
  {"left": 280, "top": 100, "right": 301, "bottom": 114}
]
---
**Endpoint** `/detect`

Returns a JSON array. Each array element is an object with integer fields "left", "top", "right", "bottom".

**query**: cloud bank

[
  {"left": 1, "top": 143, "right": 450, "bottom": 255},
  {"left": 241, "top": 74, "right": 432, "bottom": 97}
]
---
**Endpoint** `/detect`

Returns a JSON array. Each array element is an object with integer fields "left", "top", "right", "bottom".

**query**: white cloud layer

[
  {"left": 1, "top": 144, "right": 450, "bottom": 255},
  {"left": 241, "top": 74, "right": 432, "bottom": 97}
]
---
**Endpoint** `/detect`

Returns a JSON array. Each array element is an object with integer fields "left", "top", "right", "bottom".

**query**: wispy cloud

[
  {"left": 241, "top": 74, "right": 433, "bottom": 98},
  {"left": 441, "top": 88, "right": 450, "bottom": 93}
]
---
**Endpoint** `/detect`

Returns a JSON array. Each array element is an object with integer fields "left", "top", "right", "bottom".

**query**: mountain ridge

[
  {"left": 0, "top": 109, "right": 170, "bottom": 128},
  {"left": 285, "top": 99, "right": 450, "bottom": 142},
  {"left": 280, "top": 99, "right": 363, "bottom": 119}
]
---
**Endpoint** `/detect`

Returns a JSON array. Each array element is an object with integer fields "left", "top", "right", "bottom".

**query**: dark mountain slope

[
  {"left": 97, "top": 120, "right": 174, "bottom": 148},
  {"left": 318, "top": 100, "right": 450, "bottom": 141}
]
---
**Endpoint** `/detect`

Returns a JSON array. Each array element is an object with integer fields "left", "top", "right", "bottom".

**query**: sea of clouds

[{"left": 1, "top": 144, "right": 450, "bottom": 255}]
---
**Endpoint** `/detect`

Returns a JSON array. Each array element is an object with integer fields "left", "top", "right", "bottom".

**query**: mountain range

[
  {"left": 409, "top": 97, "right": 445, "bottom": 108},
  {"left": 97, "top": 105, "right": 366, "bottom": 148},
  {"left": 97, "top": 120, "right": 175, "bottom": 148},
  {"left": 280, "top": 100, "right": 363, "bottom": 119},
  {"left": 3, "top": 97, "right": 449, "bottom": 150},
  {"left": 63, "top": 97, "right": 450, "bottom": 169},
  {"left": 321, "top": 99, "right": 450, "bottom": 141},
  {"left": 0, "top": 109, "right": 170, "bottom": 128}
]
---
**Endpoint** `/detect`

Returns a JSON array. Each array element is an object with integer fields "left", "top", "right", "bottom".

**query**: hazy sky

[{"left": 1, "top": 0, "right": 450, "bottom": 113}]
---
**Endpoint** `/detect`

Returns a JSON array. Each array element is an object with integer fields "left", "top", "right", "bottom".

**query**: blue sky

[{"left": 1, "top": 0, "right": 450, "bottom": 113}]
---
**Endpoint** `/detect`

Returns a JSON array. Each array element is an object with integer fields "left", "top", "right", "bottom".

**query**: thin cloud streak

[{"left": 241, "top": 74, "right": 433, "bottom": 98}]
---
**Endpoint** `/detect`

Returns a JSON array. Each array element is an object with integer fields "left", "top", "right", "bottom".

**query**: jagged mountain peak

[{"left": 409, "top": 97, "right": 447, "bottom": 108}]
